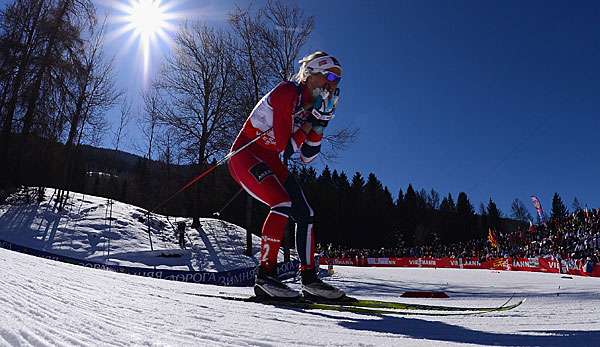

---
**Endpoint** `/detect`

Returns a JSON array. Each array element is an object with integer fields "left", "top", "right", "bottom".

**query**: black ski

[{"left": 183, "top": 291, "right": 525, "bottom": 317}]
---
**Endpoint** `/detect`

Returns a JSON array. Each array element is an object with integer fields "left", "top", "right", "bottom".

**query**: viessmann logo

[
  {"left": 409, "top": 259, "right": 436, "bottom": 266},
  {"left": 330, "top": 259, "right": 354, "bottom": 265},
  {"left": 512, "top": 258, "right": 539, "bottom": 268},
  {"left": 450, "top": 259, "right": 481, "bottom": 266}
]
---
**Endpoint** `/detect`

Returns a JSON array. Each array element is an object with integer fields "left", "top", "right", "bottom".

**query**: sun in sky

[{"left": 106, "top": 0, "right": 183, "bottom": 84}]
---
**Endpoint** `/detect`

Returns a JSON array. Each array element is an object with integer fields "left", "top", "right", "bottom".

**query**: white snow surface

[
  {"left": 2, "top": 188, "right": 600, "bottom": 346},
  {"left": 2, "top": 249, "right": 600, "bottom": 347},
  {"left": 0, "top": 188, "right": 272, "bottom": 270}
]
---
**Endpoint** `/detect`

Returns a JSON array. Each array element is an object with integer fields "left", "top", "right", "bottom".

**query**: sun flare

[
  {"left": 107, "top": 0, "right": 182, "bottom": 84},
  {"left": 128, "top": 0, "right": 167, "bottom": 38}
]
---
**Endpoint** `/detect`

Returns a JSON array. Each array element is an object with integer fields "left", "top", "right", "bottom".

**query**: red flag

[{"left": 488, "top": 228, "right": 498, "bottom": 249}]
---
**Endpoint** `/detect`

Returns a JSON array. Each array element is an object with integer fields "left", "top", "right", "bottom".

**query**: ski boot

[
  {"left": 254, "top": 267, "right": 300, "bottom": 299},
  {"left": 301, "top": 268, "right": 345, "bottom": 300}
]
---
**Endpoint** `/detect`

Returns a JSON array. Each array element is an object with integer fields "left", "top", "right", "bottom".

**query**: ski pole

[
  {"left": 213, "top": 187, "right": 244, "bottom": 217},
  {"left": 150, "top": 127, "right": 272, "bottom": 213}
]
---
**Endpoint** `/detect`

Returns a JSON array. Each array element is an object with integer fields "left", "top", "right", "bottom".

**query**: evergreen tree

[
  {"left": 402, "top": 184, "right": 419, "bottom": 245},
  {"left": 551, "top": 192, "right": 568, "bottom": 222},
  {"left": 395, "top": 188, "right": 404, "bottom": 209},
  {"left": 320, "top": 165, "right": 333, "bottom": 183},
  {"left": 447, "top": 193, "right": 456, "bottom": 211},
  {"left": 439, "top": 193, "right": 456, "bottom": 212},
  {"left": 331, "top": 170, "right": 351, "bottom": 246},
  {"left": 350, "top": 172, "right": 365, "bottom": 194},
  {"left": 363, "top": 173, "right": 384, "bottom": 247},
  {"left": 417, "top": 188, "right": 429, "bottom": 210},
  {"left": 347, "top": 172, "right": 365, "bottom": 247},
  {"left": 333, "top": 170, "right": 351, "bottom": 192},
  {"left": 440, "top": 197, "right": 450, "bottom": 211},
  {"left": 456, "top": 192, "right": 474, "bottom": 216},
  {"left": 382, "top": 187, "right": 394, "bottom": 209},
  {"left": 393, "top": 188, "right": 406, "bottom": 247},
  {"left": 428, "top": 189, "right": 440, "bottom": 209},
  {"left": 486, "top": 198, "right": 502, "bottom": 230},
  {"left": 572, "top": 197, "right": 582, "bottom": 212},
  {"left": 478, "top": 203, "right": 486, "bottom": 215},
  {"left": 477, "top": 202, "right": 488, "bottom": 240},
  {"left": 455, "top": 192, "right": 475, "bottom": 240},
  {"left": 404, "top": 184, "right": 417, "bottom": 212},
  {"left": 315, "top": 166, "right": 336, "bottom": 244}
]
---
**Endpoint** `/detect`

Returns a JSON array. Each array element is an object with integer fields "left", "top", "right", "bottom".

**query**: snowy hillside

[
  {"left": 2, "top": 247, "right": 600, "bottom": 346},
  {"left": 0, "top": 187, "right": 269, "bottom": 271}
]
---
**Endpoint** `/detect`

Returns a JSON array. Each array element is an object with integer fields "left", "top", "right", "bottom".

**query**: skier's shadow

[{"left": 305, "top": 311, "right": 600, "bottom": 346}]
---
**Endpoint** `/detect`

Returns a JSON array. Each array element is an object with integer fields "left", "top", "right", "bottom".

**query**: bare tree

[
  {"left": 140, "top": 90, "right": 161, "bottom": 161},
  {"left": 0, "top": 0, "right": 96, "bottom": 186},
  {"left": 319, "top": 127, "right": 360, "bottom": 162},
  {"left": 112, "top": 97, "right": 132, "bottom": 152},
  {"left": 148, "top": 23, "right": 240, "bottom": 224},
  {"left": 511, "top": 198, "right": 533, "bottom": 223},
  {"left": 56, "top": 16, "right": 120, "bottom": 207},
  {"left": 258, "top": 0, "right": 314, "bottom": 81},
  {"left": 20, "top": 0, "right": 96, "bottom": 136},
  {"left": 0, "top": 0, "right": 51, "bottom": 175},
  {"left": 229, "top": 5, "right": 270, "bottom": 114},
  {"left": 151, "top": 24, "right": 240, "bottom": 164}
]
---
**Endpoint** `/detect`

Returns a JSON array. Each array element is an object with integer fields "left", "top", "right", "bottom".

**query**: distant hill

[
  {"left": 77, "top": 144, "right": 197, "bottom": 175},
  {"left": 78, "top": 145, "right": 143, "bottom": 173}
]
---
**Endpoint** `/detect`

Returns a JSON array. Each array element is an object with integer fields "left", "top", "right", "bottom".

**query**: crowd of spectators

[
  {"left": 499, "top": 208, "right": 600, "bottom": 262},
  {"left": 316, "top": 208, "right": 600, "bottom": 265}
]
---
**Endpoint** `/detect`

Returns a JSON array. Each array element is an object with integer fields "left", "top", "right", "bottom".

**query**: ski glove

[
  {"left": 307, "top": 113, "right": 329, "bottom": 131},
  {"left": 309, "top": 88, "right": 340, "bottom": 135},
  {"left": 311, "top": 88, "right": 339, "bottom": 122}
]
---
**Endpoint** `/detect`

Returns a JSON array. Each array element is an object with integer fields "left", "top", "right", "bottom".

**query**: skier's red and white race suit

[{"left": 228, "top": 82, "right": 323, "bottom": 273}]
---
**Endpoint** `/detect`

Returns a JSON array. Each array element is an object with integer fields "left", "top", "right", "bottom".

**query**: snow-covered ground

[
  {"left": 2, "top": 248, "right": 600, "bottom": 346},
  {"left": 2, "top": 188, "right": 600, "bottom": 346},
  {"left": 0, "top": 188, "right": 267, "bottom": 271}
]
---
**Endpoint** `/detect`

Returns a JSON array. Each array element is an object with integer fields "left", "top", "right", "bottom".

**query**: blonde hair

[{"left": 294, "top": 51, "right": 331, "bottom": 83}]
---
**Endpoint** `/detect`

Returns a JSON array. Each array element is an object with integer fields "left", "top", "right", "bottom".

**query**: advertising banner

[
  {"left": 0, "top": 239, "right": 298, "bottom": 286},
  {"left": 319, "top": 255, "right": 599, "bottom": 278}
]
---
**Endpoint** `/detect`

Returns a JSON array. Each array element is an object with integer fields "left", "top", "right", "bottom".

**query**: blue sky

[
  {"left": 10, "top": 0, "right": 599, "bottom": 214},
  {"left": 296, "top": 0, "right": 600, "bottom": 215}
]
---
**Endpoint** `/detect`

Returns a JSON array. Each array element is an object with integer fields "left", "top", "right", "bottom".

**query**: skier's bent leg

[
  {"left": 283, "top": 176, "right": 315, "bottom": 271},
  {"left": 260, "top": 203, "right": 291, "bottom": 272},
  {"left": 284, "top": 175, "right": 345, "bottom": 299},
  {"left": 228, "top": 151, "right": 291, "bottom": 273}
]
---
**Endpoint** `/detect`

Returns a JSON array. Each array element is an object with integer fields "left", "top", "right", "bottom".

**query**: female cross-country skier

[{"left": 228, "top": 51, "right": 344, "bottom": 299}]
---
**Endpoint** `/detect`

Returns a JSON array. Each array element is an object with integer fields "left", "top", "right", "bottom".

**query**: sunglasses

[
  {"left": 322, "top": 71, "right": 342, "bottom": 83},
  {"left": 310, "top": 68, "right": 341, "bottom": 83}
]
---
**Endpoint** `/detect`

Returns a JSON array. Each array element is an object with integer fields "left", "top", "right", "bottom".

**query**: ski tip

[{"left": 505, "top": 298, "right": 526, "bottom": 309}]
